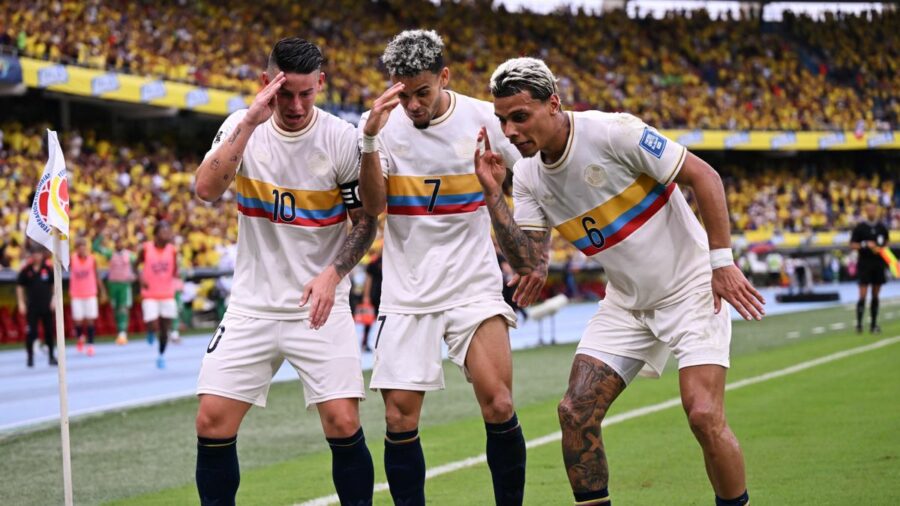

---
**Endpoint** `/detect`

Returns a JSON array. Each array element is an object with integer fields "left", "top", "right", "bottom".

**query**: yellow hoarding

[{"left": 20, "top": 57, "right": 251, "bottom": 116}]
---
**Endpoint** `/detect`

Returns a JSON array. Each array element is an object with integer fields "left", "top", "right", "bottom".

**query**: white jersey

[
  {"left": 513, "top": 111, "right": 711, "bottom": 310},
  {"left": 360, "top": 91, "right": 521, "bottom": 313},
  {"left": 206, "top": 108, "right": 361, "bottom": 320}
]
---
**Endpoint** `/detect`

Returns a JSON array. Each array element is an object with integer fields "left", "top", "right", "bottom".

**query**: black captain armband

[{"left": 340, "top": 180, "right": 363, "bottom": 209}]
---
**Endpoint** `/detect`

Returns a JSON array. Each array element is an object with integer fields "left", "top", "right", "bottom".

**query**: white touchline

[{"left": 296, "top": 335, "right": 900, "bottom": 506}]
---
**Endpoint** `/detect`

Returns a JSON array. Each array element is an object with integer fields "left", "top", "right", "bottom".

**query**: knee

[
  {"left": 480, "top": 391, "right": 515, "bottom": 423},
  {"left": 321, "top": 411, "right": 360, "bottom": 438},
  {"left": 196, "top": 408, "right": 235, "bottom": 438},
  {"left": 686, "top": 403, "right": 725, "bottom": 439},
  {"left": 384, "top": 404, "right": 419, "bottom": 432},
  {"left": 558, "top": 393, "right": 606, "bottom": 429}
]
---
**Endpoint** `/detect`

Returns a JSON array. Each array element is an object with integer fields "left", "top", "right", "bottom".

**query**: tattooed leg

[{"left": 557, "top": 354, "right": 627, "bottom": 495}]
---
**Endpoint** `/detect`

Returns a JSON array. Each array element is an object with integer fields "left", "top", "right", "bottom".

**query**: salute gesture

[
  {"left": 362, "top": 82, "right": 404, "bottom": 137},
  {"left": 244, "top": 71, "right": 287, "bottom": 126}
]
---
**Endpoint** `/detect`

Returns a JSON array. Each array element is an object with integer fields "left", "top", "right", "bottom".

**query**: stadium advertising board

[
  {"left": 19, "top": 57, "right": 250, "bottom": 115},
  {"left": 668, "top": 129, "right": 900, "bottom": 150}
]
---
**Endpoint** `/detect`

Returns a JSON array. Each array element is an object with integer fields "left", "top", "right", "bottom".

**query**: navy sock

[
  {"left": 574, "top": 487, "right": 610, "bottom": 504},
  {"left": 76, "top": 325, "right": 84, "bottom": 338},
  {"left": 196, "top": 435, "right": 239, "bottom": 506},
  {"left": 871, "top": 297, "right": 880, "bottom": 328},
  {"left": 327, "top": 428, "right": 374, "bottom": 506},
  {"left": 485, "top": 413, "right": 526, "bottom": 506},
  {"left": 384, "top": 428, "right": 425, "bottom": 506},
  {"left": 716, "top": 490, "right": 749, "bottom": 506},
  {"left": 87, "top": 325, "right": 95, "bottom": 344},
  {"left": 856, "top": 299, "right": 865, "bottom": 328}
]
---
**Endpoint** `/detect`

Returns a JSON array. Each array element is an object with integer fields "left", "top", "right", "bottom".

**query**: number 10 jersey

[{"left": 206, "top": 108, "right": 361, "bottom": 320}]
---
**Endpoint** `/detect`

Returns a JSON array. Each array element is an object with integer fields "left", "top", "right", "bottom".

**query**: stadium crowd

[
  {"left": 2, "top": 0, "right": 897, "bottom": 130},
  {"left": 1, "top": 122, "right": 896, "bottom": 277}
]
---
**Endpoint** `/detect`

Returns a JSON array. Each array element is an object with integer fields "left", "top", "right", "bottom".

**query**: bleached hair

[
  {"left": 382, "top": 29, "right": 444, "bottom": 77},
  {"left": 490, "top": 57, "right": 558, "bottom": 101}
]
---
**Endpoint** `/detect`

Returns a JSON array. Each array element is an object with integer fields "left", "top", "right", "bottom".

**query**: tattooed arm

[
  {"left": 486, "top": 194, "right": 550, "bottom": 307},
  {"left": 300, "top": 207, "right": 378, "bottom": 329},
  {"left": 475, "top": 127, "right": 550, "bottom": 307},
  {"left": 195, "top": 72, "right": 287, "bottom": 202}
]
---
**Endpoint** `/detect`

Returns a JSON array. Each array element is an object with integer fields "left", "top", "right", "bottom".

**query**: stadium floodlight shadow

[{"left": 527, "top": 294, "right": 569, "bottom": 345}]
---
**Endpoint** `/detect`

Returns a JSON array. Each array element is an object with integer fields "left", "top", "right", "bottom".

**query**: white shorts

[
  {"left": 70, "top": 297, "right": 99, "bottom": 321},
  {"left": 370, "top": 298, "right": 517, "bottom": 391},
  {"left": 577, "top": 290, "right": 731, "bottom": 382},
  {"left": 142, "top": 298, "right": 177, "bottom": 321},
  {"left": 197, "top": 311, "right": 365, "bottom": 408}
]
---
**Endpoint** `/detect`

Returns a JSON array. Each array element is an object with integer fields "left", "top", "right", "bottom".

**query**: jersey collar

[
  {"left": 270, "top": 108, "right": 319, "bottom": 141},
  {"left": 539, "top": 111, "right": 574, "bottom": 172}
]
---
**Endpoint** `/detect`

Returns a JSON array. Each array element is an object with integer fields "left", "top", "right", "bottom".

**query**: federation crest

[{"left": 583, "top": 164, "right": 606, "bottom": 187}]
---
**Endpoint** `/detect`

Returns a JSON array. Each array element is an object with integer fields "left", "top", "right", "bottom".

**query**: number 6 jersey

[
  {"left": 513, "top": 111, "right": 712, "bottom": 310},
  {"left": 205, "top": 108, "right": 361, "bottom": 319},
  {"left": 360, "top": 91, "right": 521, "bottom": 313}
]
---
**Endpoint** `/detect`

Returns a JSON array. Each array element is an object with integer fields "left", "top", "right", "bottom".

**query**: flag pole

[{"left": 52, "top": 230, "right": 74, "bottom": 506}]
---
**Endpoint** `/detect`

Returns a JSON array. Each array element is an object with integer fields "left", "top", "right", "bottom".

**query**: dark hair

[
  {"left": 268, "top": 38, "right": 326, "bottom": 74},
  {"left": 154, "top": 220, "right": 171, "bottom": 236}
]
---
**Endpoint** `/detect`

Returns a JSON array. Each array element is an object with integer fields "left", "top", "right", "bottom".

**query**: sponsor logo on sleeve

[{"left": 639, "top": 127, "right": 666, "bottom": 158}]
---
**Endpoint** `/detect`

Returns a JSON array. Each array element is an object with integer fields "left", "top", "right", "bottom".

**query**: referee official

[{"left": 851, "top": 202, "right": 890, "bottom": 333}]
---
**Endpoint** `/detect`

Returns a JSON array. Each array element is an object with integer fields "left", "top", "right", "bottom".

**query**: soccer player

[
  {"left": 475, "top": 57, "right": 765, "bottom": 506},
  {"left": 851, "top": 202, "right": 890, "bottom": 333},
  {"left": 70, "top": 237, "right": 107, "bottom": 356},
  {"left": 96, "top": 233, "right": 136, "bottom": 345},
  {"left": 192, "top": 38, "right": 377, "bottom": 506},
  {"left": 135, "top": 221, "right": 178, "bottom": 369},
  {"left": 358, "top": 30, "right": 526, "bottom": 506}
]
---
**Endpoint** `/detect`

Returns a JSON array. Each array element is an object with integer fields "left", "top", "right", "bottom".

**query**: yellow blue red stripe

[
  {"left": 387, "top": 174, "right": 485, "bottom": 216},
  {"left": 236, "top": 175, "right": 346, "bottom": 227},
  {"left": 556, "top": 174, "right": 675, "bottom": 255}
]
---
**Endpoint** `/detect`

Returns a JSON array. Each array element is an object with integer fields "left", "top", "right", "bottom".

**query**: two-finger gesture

[
  {"left": 364, "top": 82, "right": 405, "bottom": 137},
  {"left": 245, "top": 72, "right": 286, "bottom": 126},
  {"left": 473, "top": 127, "right": 506, "bottom": 197},
  {"left": 712, "top": 265, "right": 765, "bottom": 320}
]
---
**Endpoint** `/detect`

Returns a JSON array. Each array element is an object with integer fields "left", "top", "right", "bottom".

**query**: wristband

[
  {"left": 361, "top": 134, "right": 379, "bottom": 154},
  {"left": 710, "top": 248, "right": 733, "bottom": 270}
]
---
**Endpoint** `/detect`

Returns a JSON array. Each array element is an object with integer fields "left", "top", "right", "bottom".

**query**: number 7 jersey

[
  {"left": 360, "top": 91, "right": 521, "bottom": 313},
  {"left": 513, "top": 111, "right": 712, "bottom": 310}
]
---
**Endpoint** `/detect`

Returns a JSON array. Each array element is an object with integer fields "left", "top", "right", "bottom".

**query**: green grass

[{"left": 2, "top": 302, "right": 899, "bottom": 505}]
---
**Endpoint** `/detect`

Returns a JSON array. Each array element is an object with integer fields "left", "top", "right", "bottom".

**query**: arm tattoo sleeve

[
  {"left": 485, "top": 194, "right": 546, "bottom": 273},
  {"left": 332, "top": 208, "right": 377, "bottom": 278}
]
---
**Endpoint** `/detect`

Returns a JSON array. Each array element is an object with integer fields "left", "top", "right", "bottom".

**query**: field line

[{"left": 297, "top": 335, "right": 900, "bottom": 506}]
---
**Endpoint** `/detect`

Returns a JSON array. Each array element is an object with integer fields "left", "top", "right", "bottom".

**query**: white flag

[{"left": 26, "top": 129, "right": 71, "bottom": 270}]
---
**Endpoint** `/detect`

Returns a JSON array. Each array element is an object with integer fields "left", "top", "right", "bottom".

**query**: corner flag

[
  {"left": 880, "top": 247, "right": 899, "bottom": 278},
  {"left": 26, "top": 129, "right": 70, "bottom": 270}
]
